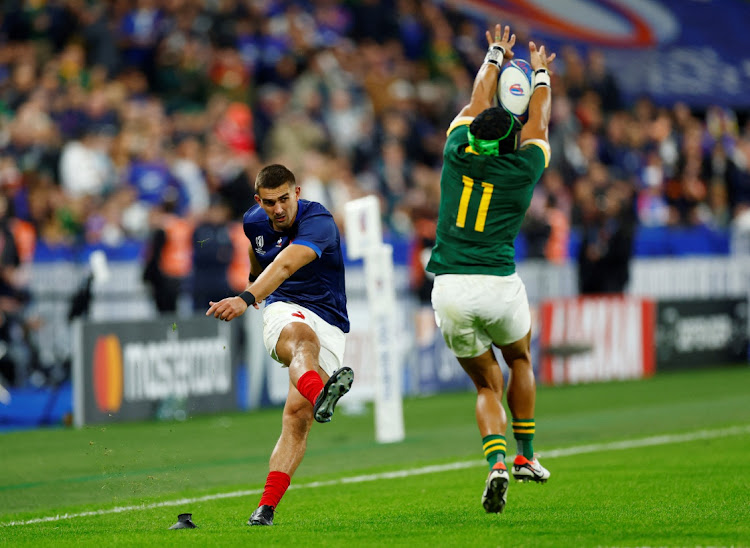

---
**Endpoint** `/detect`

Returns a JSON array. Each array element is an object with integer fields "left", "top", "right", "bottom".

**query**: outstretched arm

[
  {"left": 206, "top": 244, "right": 317, "bottom": 321},
  {"left": 453, "top": 24, "right": 516, "bottom": 121},
  {"left": 519, "top": 41, "right": 556, "bottom": 147}
]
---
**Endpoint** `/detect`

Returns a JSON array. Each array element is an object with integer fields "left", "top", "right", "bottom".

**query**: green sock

[
  {"left": 482, "top": 434, "right": 506, "bottom": 470},
  {"left": 512, "top": 418, "right": 535, "bottom": 460}
]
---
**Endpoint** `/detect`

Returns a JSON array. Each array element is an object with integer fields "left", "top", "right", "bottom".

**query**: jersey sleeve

[
  {"left": 516, "top": 140, "right": 549, "bottom": 183},
  {"left": 446, "top": 116, "right": 474, "bottom": 137},
  {"left": 444, "top": 122, "right": 472, "bottom": 160},
  {"left": 293, "top": 213, "right": 337, "bottom": 257}
]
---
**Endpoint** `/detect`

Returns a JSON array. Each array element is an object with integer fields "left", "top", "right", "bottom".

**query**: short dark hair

[
  {"left": 469, "top": 107, "right": 519, "bottom": 153},
  {"left": 255, "top": 164, "right": 296, "bottom": 193}
]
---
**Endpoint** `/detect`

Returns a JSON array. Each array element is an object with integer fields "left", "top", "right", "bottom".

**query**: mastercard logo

[{"left": 92, "top": 335, "right": 123, "bottom": 413}]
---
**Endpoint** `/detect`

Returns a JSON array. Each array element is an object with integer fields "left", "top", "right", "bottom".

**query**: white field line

[{"left": 2, "top": 424, "right": 749, "bottom": 527}]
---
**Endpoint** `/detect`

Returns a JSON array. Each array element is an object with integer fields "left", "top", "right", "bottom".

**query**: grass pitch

[{"left": 1, "top": 365, "right": 749, "bottom": 547}]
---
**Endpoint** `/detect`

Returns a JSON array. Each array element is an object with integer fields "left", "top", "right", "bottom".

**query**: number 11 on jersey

[{"left": 456, "top": 176, "right": 494, "bottom": 232}]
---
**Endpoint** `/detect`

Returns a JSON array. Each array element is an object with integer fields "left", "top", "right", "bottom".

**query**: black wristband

[
  {"left": 238, "top": 291, "right": 255, "bottom": 306},
  {"left": 248, "top": 273, "right": 257, "bottom": 283}
]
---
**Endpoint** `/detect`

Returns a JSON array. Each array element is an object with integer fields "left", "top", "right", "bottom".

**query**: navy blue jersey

[{"left": 243, "top": 199, "right": 350, "bottom": 333}]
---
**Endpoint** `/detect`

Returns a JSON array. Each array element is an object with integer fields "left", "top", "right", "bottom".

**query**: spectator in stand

[
  {"left": 58, "top": 125, "right": 116, "bottom": 199},
  {"left": 142, "top": 190, "right": 193, "bottom": 314},
  {"left": 191, "top": 197, "right": 234, "bottom": 311},
  {"left": 125, "top": 137, "right": 188, "bottom": 215},
  {"left": 586, "top": 49, "right": 621, "bottom": 113},
  {"left": 118, "top": 0, "right": 166, "bottom": 87},
  {"left": 578, "top": 188, "right": 635, "bottom": 295},
  {"left": 728, "top": 138, "right": 750, "bottom": 213},
  {"left": 0, "top": 193, "right": 38, "bottom": 386},
  {"left": 171, "top": 136, "right": 210, "bottom": 217}
]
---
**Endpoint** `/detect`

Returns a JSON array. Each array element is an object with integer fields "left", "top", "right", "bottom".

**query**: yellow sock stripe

[
  {"left": 482, "top": 438, "right": 506, "bottom": 450},
  {"left": 482, "top": 440, "right": 507, "bottom": 453},
  {"left": 513, "top": 428, "right": 535, "bottom": 434},
  {"left": 512, "top": 421, "right": 535, "bottom": 426}
]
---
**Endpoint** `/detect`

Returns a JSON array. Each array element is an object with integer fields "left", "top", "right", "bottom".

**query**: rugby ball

[{"left": 498, "top": 59, "right": 534, "bottom": 123}]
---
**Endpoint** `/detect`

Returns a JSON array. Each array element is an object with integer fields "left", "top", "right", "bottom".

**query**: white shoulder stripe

[
  {"left": 446, "top": 116, "right": 475, "bottom": 136},
  {"left": 520, "top": 138, "right": 551, "bottom": 168}
]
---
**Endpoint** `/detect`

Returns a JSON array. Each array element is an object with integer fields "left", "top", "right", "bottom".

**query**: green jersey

[{"left": 426, "top": 118, "right": 549, "bottom": 277}]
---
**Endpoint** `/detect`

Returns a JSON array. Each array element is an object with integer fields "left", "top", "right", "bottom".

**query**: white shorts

[
  {"left": 262, "top": 301, "right": 346, "bottom": 377},
  {"left": 431, "top": 273, "right": 531, "bottom": 358}
]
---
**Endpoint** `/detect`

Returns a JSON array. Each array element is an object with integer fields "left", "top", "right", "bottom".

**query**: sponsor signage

[
  {"left": 539, "top": 296, "right": 656, "bottom": 385},
  {"left": 74, "top": 316, "right": 236, "bottom": 426},
  {"left": 655, "top": 298, "right": 748, "bottom": 370}
]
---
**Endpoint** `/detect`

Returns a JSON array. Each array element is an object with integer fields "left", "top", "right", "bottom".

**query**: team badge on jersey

[{"left": 254, "top": 235, "right": 265, "bottom": 256}]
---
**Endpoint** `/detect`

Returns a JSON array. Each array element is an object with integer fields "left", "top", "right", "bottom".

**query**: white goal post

[{"left": 344, "top": 196, "right": 405, "bottom": 444}]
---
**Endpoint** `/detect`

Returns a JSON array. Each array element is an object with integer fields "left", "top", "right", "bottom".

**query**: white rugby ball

[{"left": 497, "top": 59, "right": 534, "bottom": 123}]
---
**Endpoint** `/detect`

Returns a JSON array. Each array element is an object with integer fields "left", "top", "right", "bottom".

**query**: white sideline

[{"left": 2, "top": 424, "right": 749, "bottom": 527}]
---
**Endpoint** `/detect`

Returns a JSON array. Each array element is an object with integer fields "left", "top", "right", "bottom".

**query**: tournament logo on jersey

[
  {"left": 254, "top": 235, "right": 265, "bottom": 255},
  {"left": 92, "top": 334, "right": 124, "bottom": 413}
]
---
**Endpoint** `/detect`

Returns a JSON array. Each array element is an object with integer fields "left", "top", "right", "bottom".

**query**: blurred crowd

[{"left": 0, "top": 0, "right": 749, "bottom": 386}]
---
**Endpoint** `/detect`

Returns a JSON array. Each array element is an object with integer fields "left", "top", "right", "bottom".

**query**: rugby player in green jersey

[{"left": 426, "top": 23, "right": 556, "bottom": 514}]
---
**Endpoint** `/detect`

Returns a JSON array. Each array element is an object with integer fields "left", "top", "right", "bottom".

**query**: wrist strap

[
  {"left": 483, "top": 45, "right": 505, "bottom": 68},
  {"left": 534, "top": 69, "right": 551, "bottom": 89},
  {"left": 238, "top": 291, "right": 255, "bottom": 307},
  {"left": 248, "top": 273, "right": 257, "bottom": 283}
]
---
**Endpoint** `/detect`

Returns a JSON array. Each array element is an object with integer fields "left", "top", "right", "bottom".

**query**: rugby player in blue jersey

[{"left": 206, "top": 164, "right": 353, "bottom": 526}]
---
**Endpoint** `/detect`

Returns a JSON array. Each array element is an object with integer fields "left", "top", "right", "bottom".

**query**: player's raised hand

[
  {"left": 486, "top": 24, "right": 515, "bottom": 60},
  {"left": 528, "top": 41, "right": 556, "bottom": 72}
]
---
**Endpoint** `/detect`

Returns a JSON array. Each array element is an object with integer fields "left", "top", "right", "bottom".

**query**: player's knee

[
  {"left": 505, "top": 352, "right": 531, "bottom": 370},
  {"left": 462, "top": 364, "right": 504, "bottom": 392},
  {"left": 501, "top": 341, "right": 531, "bottom": 368},
  {"left": 472, "top": 373, "right": 504, "bottom": 393},
  {"left": 288, "top": 340, "right": 320, "bottom": 371},
  {"left": 294, "top": 338, "right": 320, "bottom": 358}
]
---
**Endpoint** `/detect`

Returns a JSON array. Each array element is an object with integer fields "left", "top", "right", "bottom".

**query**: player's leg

[
  {"left": 263, "top": 304, "right": 352, "bottom": 424},
  {"left": 457, "top": 350, "right": 511, "bottom": 513},
  {"left": 482, "top": 274, "right": 549, "bottom": 484},
  {"left": 276, "top": 321, "right": 352, "bottom": 424},
  {"left": 431, "top": 274, "right": 509, "bottom": 513},
  {"left": 249, "top": 380, "right": 319, "bottom": 526},
  {"left": 457, "top": 350, "right": 508, "bottom": 452},
  {"left": 498, "top": 331, "right": 550, "bottom": 483}
]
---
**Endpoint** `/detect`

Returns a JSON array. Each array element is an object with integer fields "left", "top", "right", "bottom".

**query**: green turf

[{"left": 1, "top": 365, "right": 749, "bottom": 546}]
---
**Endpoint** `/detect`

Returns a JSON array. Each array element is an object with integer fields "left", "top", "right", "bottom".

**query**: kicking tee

[
  {"left": 243, "top": 199, "right": 350, "bottom": 333},
  {"left": 427, "top": 117, "right": 549, "bottom": 277}
]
